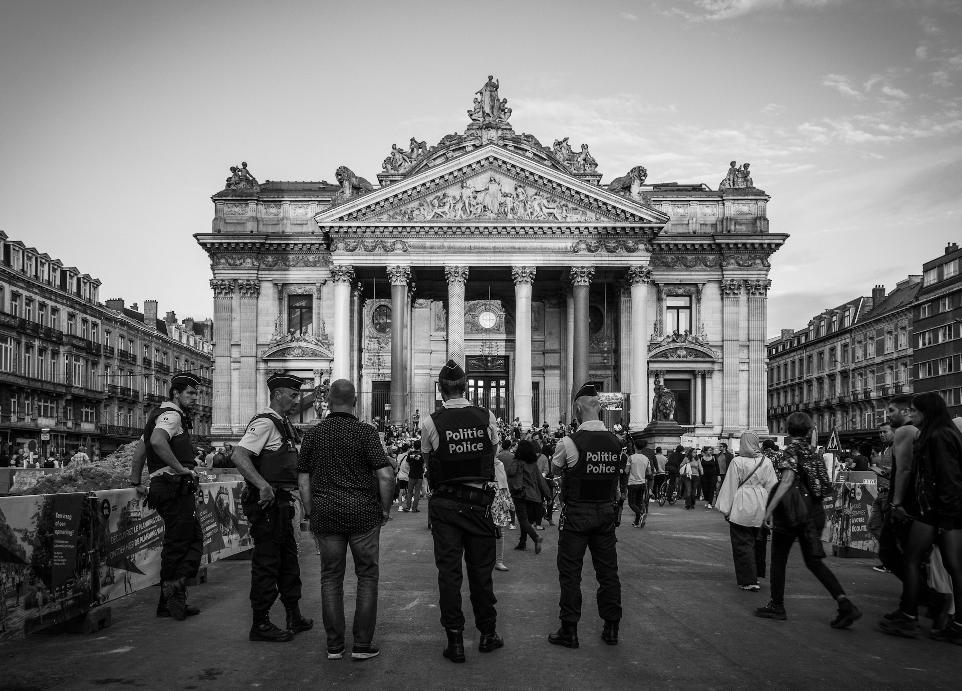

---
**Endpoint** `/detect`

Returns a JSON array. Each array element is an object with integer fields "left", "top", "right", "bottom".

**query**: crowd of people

[{"left": 124, "top": 365, "right": 962, "bottom": 664}]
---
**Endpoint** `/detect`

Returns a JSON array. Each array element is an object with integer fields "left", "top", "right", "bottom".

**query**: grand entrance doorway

[{"left": 467, "top": 376, "right": 508, "bottom": 421}]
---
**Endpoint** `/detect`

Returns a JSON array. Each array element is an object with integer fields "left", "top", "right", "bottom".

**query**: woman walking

[
  {"left": 756, "top": 411, "right": 861, "bottom": 628},
  {"left": 514, "top": 440, "right": 550, "bottom": 554},
  {"left": 681, "top": 448, "right": 702, "bottom": 510},
  {"left": 492, "top": 450, "right": 515, "bottom": 572},
  {"left": 715, "top": 431, "right": 778, "bottom": 591},
  {"left": 700, "top": 446, "right": 720, "bottom": 510},
  {"left": 879, "top": 392, "right": 962, "bottom": 641}
]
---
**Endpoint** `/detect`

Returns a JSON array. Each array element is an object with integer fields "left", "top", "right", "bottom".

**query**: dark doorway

[
  {"left": 665, "top": 378, "right": 692, "bottom": 426},
  {"left": 371, "top": 380, "right": 390, "bottom": 429},
  {"left": 467, "top": 377, "right": 508, "bottom": 421}
]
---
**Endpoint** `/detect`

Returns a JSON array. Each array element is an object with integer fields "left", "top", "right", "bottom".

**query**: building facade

[
  {"left": 767, "top": 277, "right": 920, "bottom": 444},
  {"left": 913, "top": 242, "right": 962, "bottom": 417},
  {"left": 197, "top": 80, "right": 786, "bottom": 443},
  {"left": 0, "top": 231, "right": 215, "bottom": 460}
]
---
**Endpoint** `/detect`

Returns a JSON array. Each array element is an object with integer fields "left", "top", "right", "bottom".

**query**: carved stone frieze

[
  {"left": 650, "top": 254, "right": 721, "bottom": 269},
  {"left": 571, "top": 239, "right": 645, "bottom": 254},
  {"left": 444, "top": 265, "right": 469, "bottom": 284},
  {"left": 626, "top": 266, "right": 653, "bottom": 285},
  {"left": 720, "top": 254, "right": 771, "bottom": 268},
  {"left": 661, "top": 285, "right": 698, "bottom": 297},
  {"left": 224, "top": 202, "right": 249, "bottom": 216},
  {"left": 263, "top": 203, "right": 281, "bottom": 217},
  {"left": 569, "top": 266, "right": 595, "bottom": 286},
  {"left": 212, "top": 254, "right": 258, "bottom": 268},
  {"left": 259, "top": 253, "right": 329, "bottom": 269},
  {"left": 330, "top": 265, "right": 355, "bottom": 284},
  {"left": 210, "top": 279, "right": 234, "bottom": 297},
  {"left": 236, "top": 279, "right": 260, "bottom": 298},
  {"left": 290, "top": 203, "right": 312, "bottom": 218},
  {"left": 331, "top": 238, "right": 409, "bottom": 254},
  {"left": 511, "top": 266, "right": 536, "bottom": 284},
  {"left": 720, "top": 279, "right": 744, "bottom": 297}
]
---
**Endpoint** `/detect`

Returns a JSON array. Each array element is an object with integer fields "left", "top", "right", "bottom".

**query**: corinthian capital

[
  {"left": 236, "top": 279, "right": 260, "bottom": 297},
  {"left": 330, "top": 265, "right": 356, "bottom": 284},
  {"left": 210, "top": 279, "right": 235, "bottom": 297},
  {"left": 386, "top": 265, "right": 411, "bottom": 287},
  {"left": 745, "top": 279, "right": 772, "bottom": 296},
  {"left": 626, "top": 266, "right": 653, "bottom": 285},
  {"left": 511, "top": 266, "right": 537, "bottom": 285},
  {"left": 720, "top": 279, "right": 743, "bottom": 297},
  {"left": 444, "top": 265, "right": 470, "bottom": 285},
  {"left": 569, "top": 266, "right": 595, "bottom": 286}
]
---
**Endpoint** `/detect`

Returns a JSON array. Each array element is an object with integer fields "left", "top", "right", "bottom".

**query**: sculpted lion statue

[
  {"left": 608, "top": 166, "right": 648, "bottom": 201},
  {"left": 335, "top": 166, "right": 375, "bottom": 199}
]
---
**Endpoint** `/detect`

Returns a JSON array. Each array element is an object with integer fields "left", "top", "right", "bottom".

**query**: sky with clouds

[{"left": 0, "top": 0, "right": 959, "bottom": 338}]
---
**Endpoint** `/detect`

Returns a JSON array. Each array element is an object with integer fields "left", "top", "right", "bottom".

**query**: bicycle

[{"left": 653, "top": 472, "right": 677, "bottom": 506}]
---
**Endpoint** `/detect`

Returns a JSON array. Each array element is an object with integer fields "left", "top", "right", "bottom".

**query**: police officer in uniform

[
  {"left": 548, "top": 383, "right": 623, "bottom": 648},
  {"left": 232, "top": 373, "right": 314, "bottom": 643},
  {"left": 420, "top": 360, "right": 503, "bottom": 663},
  {"left": 144, "top": 372, "right": 204, "bottom": 621}
]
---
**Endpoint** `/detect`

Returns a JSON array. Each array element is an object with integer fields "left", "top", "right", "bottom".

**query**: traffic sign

[{"left": 827, "top": 429, "right": 841, "bottom": 451}]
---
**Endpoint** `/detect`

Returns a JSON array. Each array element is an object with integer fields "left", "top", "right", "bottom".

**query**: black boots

[
  {"left": 249, "top": 610, "right": 293, "bottom": 642},
  {"left": 157, "top": 583, "right": 199, "bottom": 619},
  {"left": 478, "top": 631, "right": 504, "bottom": 653},
  {"left": 443, "top": 628, "right": 466, "bottom": 663},
  {"left": 602, "top": 620, "right": 619, "bottom": 645},
  {"left": 548, "top": 622, "right": 579, "bottom": 649},
  {"left": 284, "top": 603, "right": 314, "bottom": 634},
  {"left": 161, "top": 578, "right": 189, "bottom": 621}
]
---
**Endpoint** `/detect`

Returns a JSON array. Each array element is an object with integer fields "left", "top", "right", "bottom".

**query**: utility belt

[
  {"left": 243, "top": 482, "right": 295, "bottom": 505},
  {"left": 145, "top": 473, "right": 198, "bottom": 510},
  {"left": 433, "top": 483, "right": 495, "bottom": 507}
]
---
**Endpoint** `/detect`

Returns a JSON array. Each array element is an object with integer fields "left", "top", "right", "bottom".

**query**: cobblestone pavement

[{"left": 1, "top": 502, "right": 957, "bottom": 689}]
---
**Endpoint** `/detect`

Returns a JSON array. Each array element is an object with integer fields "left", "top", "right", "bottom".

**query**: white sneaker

[{"left": 494, "top": 562, "right": 509, "bottom": 572}]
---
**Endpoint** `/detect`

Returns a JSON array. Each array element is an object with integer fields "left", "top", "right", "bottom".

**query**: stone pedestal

[{"left": 633, "top": 419, "right": 686, "bottom": 450}]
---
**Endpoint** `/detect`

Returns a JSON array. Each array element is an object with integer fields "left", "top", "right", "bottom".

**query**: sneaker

[
  {"left": 878, "top": 610, "right": 919, "bottom": 638},
  {"left": 754, "top": 602, "right": 787, "bottom": 621},
  {"left": 830, "top": 598, "right": 862, "bottom": 629},
  {"left": 327, "top": 645, "right": 345, "bottom": 660},
  {"left": 705, "top": 504, "right": 713, "bottom": 510},
  {"left": 398, "top": 507, "right": 408, "bottom": 512},
  {"left": 351, "top": 644, "right": 380, "bottom": 661},
  {"left": 872, "top": 564, "right": 891, "bottom": 574},
  {"left": 930, "top": 621, "right": 962, "bottom": 645},
  {"left": 494, "top": 562, "right": 509, "bottom": 572},
  {"left": 740, "top": 584, "right": 761, "bottom": 592}
]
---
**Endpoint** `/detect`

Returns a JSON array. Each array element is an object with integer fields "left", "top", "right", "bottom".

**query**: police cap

[
  {"left": 573, "top": 382, "right": 599, "bottom": 400},
  {"left": 438, "top": 359, "right": 466, "bottom": 382},
  {"left": 267, "top": 372, "right": 303, "bottom": 393},
  {"left": 171, "top": 371, "right": 202, "bottom": 389}
]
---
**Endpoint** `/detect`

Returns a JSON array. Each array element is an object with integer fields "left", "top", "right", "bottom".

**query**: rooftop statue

[
  {"left": 335, "top": 165, "right": 375, "bottom": 201},
  {"left": 719, "top": 161, "right": 755, "bottom": 189},
  {"left": 574, "top": 143, "right": 598, "bottom": 173},
  {"left": 608, "top": 166, "right": 649, "bottom": 203},
  {"left": 225, "top": 161, "right": 258, "bottom": 191},
  {"left": 476, "top": 75, "right": 500, "bottom": 122}
]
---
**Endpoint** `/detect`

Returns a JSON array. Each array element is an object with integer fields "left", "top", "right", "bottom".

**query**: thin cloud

[
  {"left": 620, "top": 11, "right": 640, "bottom": 20},
  {"left": 823, "top": 73, "right": 863, "bottom": 98},
  {"left": 667, "top": 0, "right": 842, "bottom": 22}
]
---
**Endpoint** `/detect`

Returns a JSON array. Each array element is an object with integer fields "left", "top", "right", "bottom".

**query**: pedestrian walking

[
  {"left": 143, "top": 372, "right": 203, "bottom": 621},
  {"left": 681, "top": 449, "right": 701, "bottom": 510},
  {"left": 492, "top": 452, "right": 514, "bottom": 572},
  {"left": 514, "top": 440, "right": 550, "bottom": 553},
  {"left": 715, "top": 443, "right": 733, "bottom": 494},
  {"left": 405, "top": 449, "right": 425, "bottom": 512},
  {"left": 232, "top": 373, "right": 314, "bottom": 643},
  {"left": 879, "top": 392, "right": 962, "bottom": 642},
  {"left": 626, "top": 439, "right": 652, "bottom": 528},
  {"left": 548, "top": 383, "right": 622, "bottom": 649},
  {"left": 297, "top": 379, "right": 395, "bottom": 660},
  {"left": 714, "top": 431, "right": 778, "bottom": 591},
  {"left": 756, "top": 411, "right": 861, "bottom": 629},
  {"left": 878, "top": 394, "right": 918, "bottom": 579},
  {"left": 700, "top": 446, "right": 719, "bottom": 509},
  {"left": 420, "top": 360, "right": 503, "bottom": 663}
]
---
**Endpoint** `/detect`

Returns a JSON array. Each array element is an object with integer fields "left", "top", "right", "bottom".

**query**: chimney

[
  {"left": 105, "top": 298, "right": 125, "bottom": 311},
  {"left": 130, "top": 302, "right": 139, "bottom": 312},
  {"left": 184, "top": 317, "right": 195, "bottom": 333},
  {"left": 165, "top": 310, "right": 177, "bottom": 325},
  {"left": 947, "top": 242, "right": 959, "bottom": 255},
  {"left": 144, "top": 300, "right": 158, "bottom": 330},
  {"left": 871, "top": 285, "right": 885, "bottom": 305},
  {"left": 781, "top": 328, "right": 794, "bottom": 340}
]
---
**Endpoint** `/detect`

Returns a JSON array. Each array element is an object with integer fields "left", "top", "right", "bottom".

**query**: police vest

[
  {"left": 143, "top": 406, "right": 195, "bottom": 474},
  {"left": 430, "top": 406, "right": 494, "bottom": 485},
  {"left": 563, "top": 429, "right": 622, "bottom": 503},
  {"left": 248, "top": 413, "right": 299, "bottom": 487}
]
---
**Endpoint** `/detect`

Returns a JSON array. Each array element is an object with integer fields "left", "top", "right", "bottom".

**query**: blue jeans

[{"left": 315, "top": 525, "right": 381, "bottom": 650}]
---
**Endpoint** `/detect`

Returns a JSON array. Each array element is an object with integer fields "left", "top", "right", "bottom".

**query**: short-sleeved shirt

[
  {"left": 297, "top": 411, "right": 391, "bottom": 535},
  {"left": 154, "top": 402, "right": 186, "bottom": 438},
  {"left": 777, "top": 437, "right": 833, "bottom": 499},
  {"left": 627, "top": 453, "right": 651, "bottom": 485},
  {"left": 420, "top": 397, "right": 499, "bottom": 488},
  {"left": 551, "top": 420, "right": 610, "bottom": 470},
  {"left": 238, "top": 408, "right": 287, "bottom": 456}
]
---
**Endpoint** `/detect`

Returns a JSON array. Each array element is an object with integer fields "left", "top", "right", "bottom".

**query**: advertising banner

[
  {"left": 823, "top": 471, "right": 877, "bottom": 556},
  {"left": 1, "top": 481, "right": 252, "bottom": 639}
]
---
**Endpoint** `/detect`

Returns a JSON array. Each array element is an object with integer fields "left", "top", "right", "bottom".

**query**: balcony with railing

[
  {"left": 117, "top": 350, "right": 136, "bottom": 364},
  {"left": 103, "top": 344, "right": 115, "bottom": 357},
  {"left": 142, "top": 357, "right": 153, "bottom": 369},
  {"left": 155, "top": 362, "right": 170, "bottom": 374}
]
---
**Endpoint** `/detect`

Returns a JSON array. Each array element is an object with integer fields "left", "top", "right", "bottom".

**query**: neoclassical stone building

[{"left": 196, "top": 79, "right": 785, "bottom": 443}]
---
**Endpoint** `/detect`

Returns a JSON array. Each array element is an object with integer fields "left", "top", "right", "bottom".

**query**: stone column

[
  {"left": 627, "top": 266, "right": 652, "bottom": 430},
  {"left": 695, "top": 371, "right": 706, "bottom": 425},
  {"left": 387, "top": 265, "right": 410, "bottom": 425},
  {"left": 747, "top": 279, "right": 771, "bottom": 431},
  {"left": 237, "top": 280, "right": 260, "bottom": 426},
  {"left": 351, "top": 282, "right": 362, "bottom": 385},
  {"left": 273, "top": 283, "right": 284, "bottom": 338},
  {"left": 721, "top": 279, "right": 743, "bottom": 434},
  {"left": 330, "top": 265, "right": 354, "bottom": 381},
  {"left": 565, "top": 289, "right": 574, "bottom": 406},
  {"left": 738, "top": 280, "right": 750, "bottom": 429},
  {"left": 512, "top": 266, "right": 536, "bottom": 427},
  {"left": 705, "top": 369, "right": 715, "bottom": 425},
  {"left": 444, "top": 265, "right": 469, "bottom": 368},
  {"left": 570, "top": 266, "right": 594, "bottom": 389},
  {"left": 210, "top": 279, "right": 234, "bottom": 435}
]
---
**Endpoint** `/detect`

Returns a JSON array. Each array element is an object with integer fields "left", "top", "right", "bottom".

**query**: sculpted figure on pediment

[
  {"left": 225, "top": 161, "right": 258, "bottom": 191},
  {"left": 476, "top": 75, "right": 500, "bottom": 121},
  {"left": 574, "top": 144, "right": 598, "bottom": 173},
  {"left": 552, "top": 137, "right": 575, "bottom": 163},
  {"left": 608, "top": 166, "right": 649, "bottom": 203},
  {"left": 335, "top": 166, "right": 375, "bottom": 200},
  {"left": 719, "top": 161, "right": 754, "bottom": 189}
]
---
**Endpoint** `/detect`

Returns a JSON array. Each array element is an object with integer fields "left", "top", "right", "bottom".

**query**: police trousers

[
  {"left": 147, "top": 474, "right": 203, "bottom": 583},
  {"left": 429, "top": 495, "right": 498, "bottom": 633},
  {"left": 557, "top": 501, "right": 622, "bottom": 625},
  {"left": 243, "top": 488, "right": 302, "bottom": 613}
]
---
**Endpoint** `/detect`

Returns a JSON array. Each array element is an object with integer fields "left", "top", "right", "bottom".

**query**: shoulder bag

[{"left": 769, "top": 462, "right": 813, "bottom": 528}]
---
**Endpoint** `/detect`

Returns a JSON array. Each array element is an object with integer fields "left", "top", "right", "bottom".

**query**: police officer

[
  {"left": 143, "top": 371, "right": 203, "bottom": 621},
  {"left": 548, "top": 383, "right": 623, "bottom": 648},
  {"left": 232, "top": 373, "right": 313, "bottom": 643},
  {"left": 420, "top": 360, "right": 503, "bottom": 663}
]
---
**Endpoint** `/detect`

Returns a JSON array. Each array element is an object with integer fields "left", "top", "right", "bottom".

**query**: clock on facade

[
  {"left": 372, "top": 304, "right": 392, "bottom": 334},
  {"left": 478, "top": 310, "right": 497, "bottom": 329}
]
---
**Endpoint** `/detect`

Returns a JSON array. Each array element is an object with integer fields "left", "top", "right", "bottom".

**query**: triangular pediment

[{"left": 315, "top": 145, "right": 668, "bottom": 227}]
